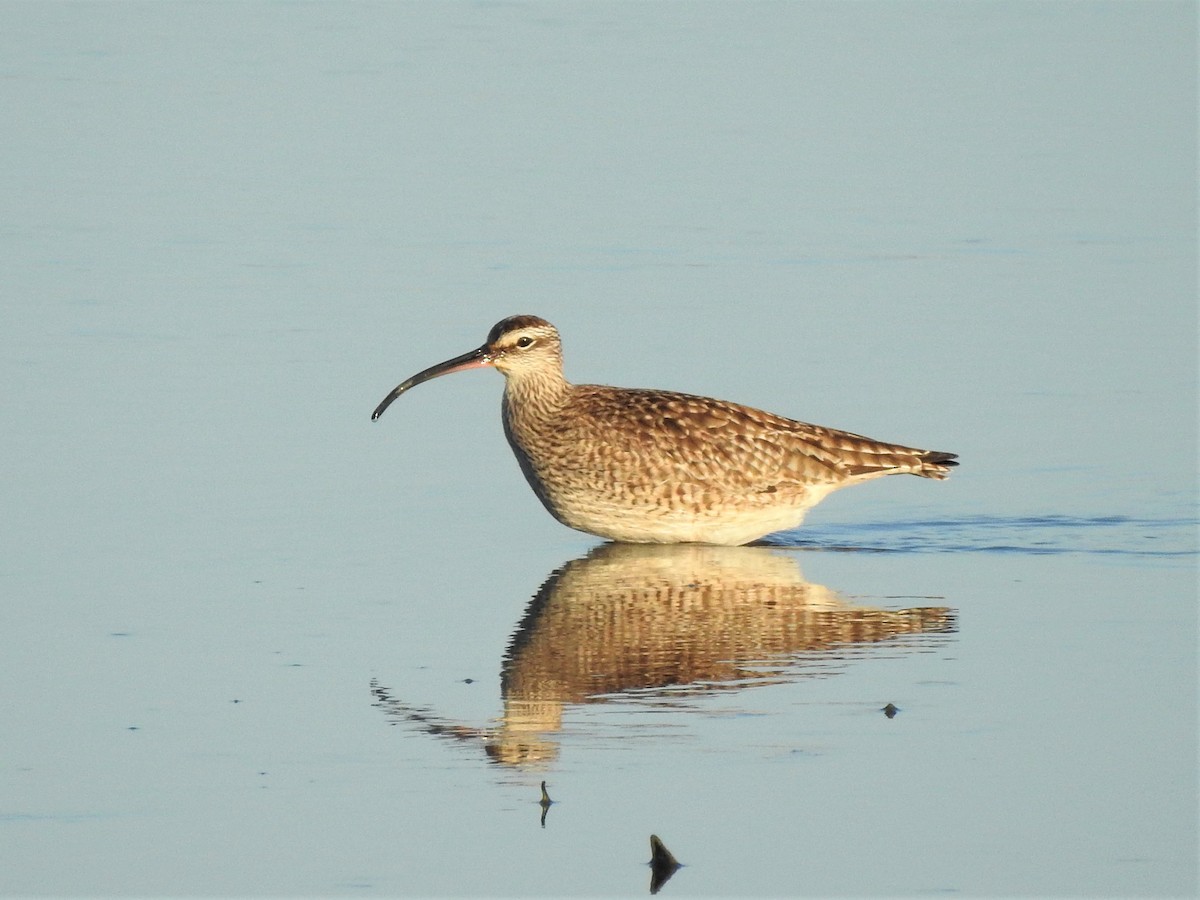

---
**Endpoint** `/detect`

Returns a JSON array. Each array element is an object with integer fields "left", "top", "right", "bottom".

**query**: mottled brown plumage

[{"left": 372, "top": 315, "right": 957, "bottom": 545}]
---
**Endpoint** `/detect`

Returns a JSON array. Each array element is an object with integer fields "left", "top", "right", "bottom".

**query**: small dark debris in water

[
  {"left": 462, "top": 678, "right": 474, "bottom": 684},
  {"left": 109, "top": 632, "right": 131, "bottom": 638},
  {"left": 649, "top": 834, "right": 683, "bottom": 894},
  {"left": 882, "top": 703, "right": 899, "bottom": 718},
  {"left": 231, "top": 698, "right": 242, "bottom": 704},
  {"left": 126, "top": 726, "right": 139, "bottom": 731}
]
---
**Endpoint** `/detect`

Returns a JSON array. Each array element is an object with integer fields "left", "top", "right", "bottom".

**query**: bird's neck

[{"left": 502, "top": 366, "right": 572, "bottom": 423}]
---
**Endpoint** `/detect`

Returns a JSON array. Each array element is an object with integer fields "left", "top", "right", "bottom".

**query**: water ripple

[{"left": 763, "top": 515, "right": 1199, "bottom": 559}]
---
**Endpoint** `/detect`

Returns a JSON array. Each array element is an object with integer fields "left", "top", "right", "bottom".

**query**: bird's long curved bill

[{"left": 371, "top": 346, "right": 491, "bottom": 421}]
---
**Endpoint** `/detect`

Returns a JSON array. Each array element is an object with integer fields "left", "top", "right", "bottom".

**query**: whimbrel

[{"left": 372, "top": 315, "right": 957, "bottom": 545}]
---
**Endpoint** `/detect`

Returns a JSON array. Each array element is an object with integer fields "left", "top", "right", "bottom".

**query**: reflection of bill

[{"left": 372, "top": 544, "right": 956, "bottom": 769}]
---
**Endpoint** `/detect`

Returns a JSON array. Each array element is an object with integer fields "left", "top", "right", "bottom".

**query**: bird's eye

[{"left": 516, "top": 336, "right": 534, "bottom": 348}]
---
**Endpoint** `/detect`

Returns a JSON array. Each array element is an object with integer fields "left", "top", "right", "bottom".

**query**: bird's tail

[
  {"left": 798, "top": 423, "right": 959, "bottom": 482},
  {"left": 915, "top": 451, "right": 958, "bottom": 480}
]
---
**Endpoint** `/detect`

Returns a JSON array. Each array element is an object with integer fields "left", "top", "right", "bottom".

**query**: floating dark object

[
  {"left": 649, "top": 834, "right": 682, "bottom": 894},
  {"left": 539, "top": 781, "right": 553, "bottom": 827},
  {"left": 882, "top": 702, "right": 899, "bottom": 718}
]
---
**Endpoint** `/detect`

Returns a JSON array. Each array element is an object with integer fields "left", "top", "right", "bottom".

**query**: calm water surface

[{"left": 2, "top": 2, "right": 1195, "bottom": 897}]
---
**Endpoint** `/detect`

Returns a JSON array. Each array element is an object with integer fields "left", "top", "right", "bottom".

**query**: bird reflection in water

[{"left": 371, "top": 544, "right": 955, "bottom": 768}]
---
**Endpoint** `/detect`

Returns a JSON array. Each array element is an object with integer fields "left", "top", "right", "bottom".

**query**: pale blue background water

[{"left": 2, "top": 2, "right": 1196, "bottom": 896}]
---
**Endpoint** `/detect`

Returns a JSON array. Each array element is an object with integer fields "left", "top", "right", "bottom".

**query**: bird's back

[{"left": 501, "top": 383, "right": 955, "bottom": 544}]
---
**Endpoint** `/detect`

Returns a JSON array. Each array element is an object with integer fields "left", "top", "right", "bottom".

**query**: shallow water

[{"left": 2, "top": 2, "right": 1196, "bottom": 897}]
